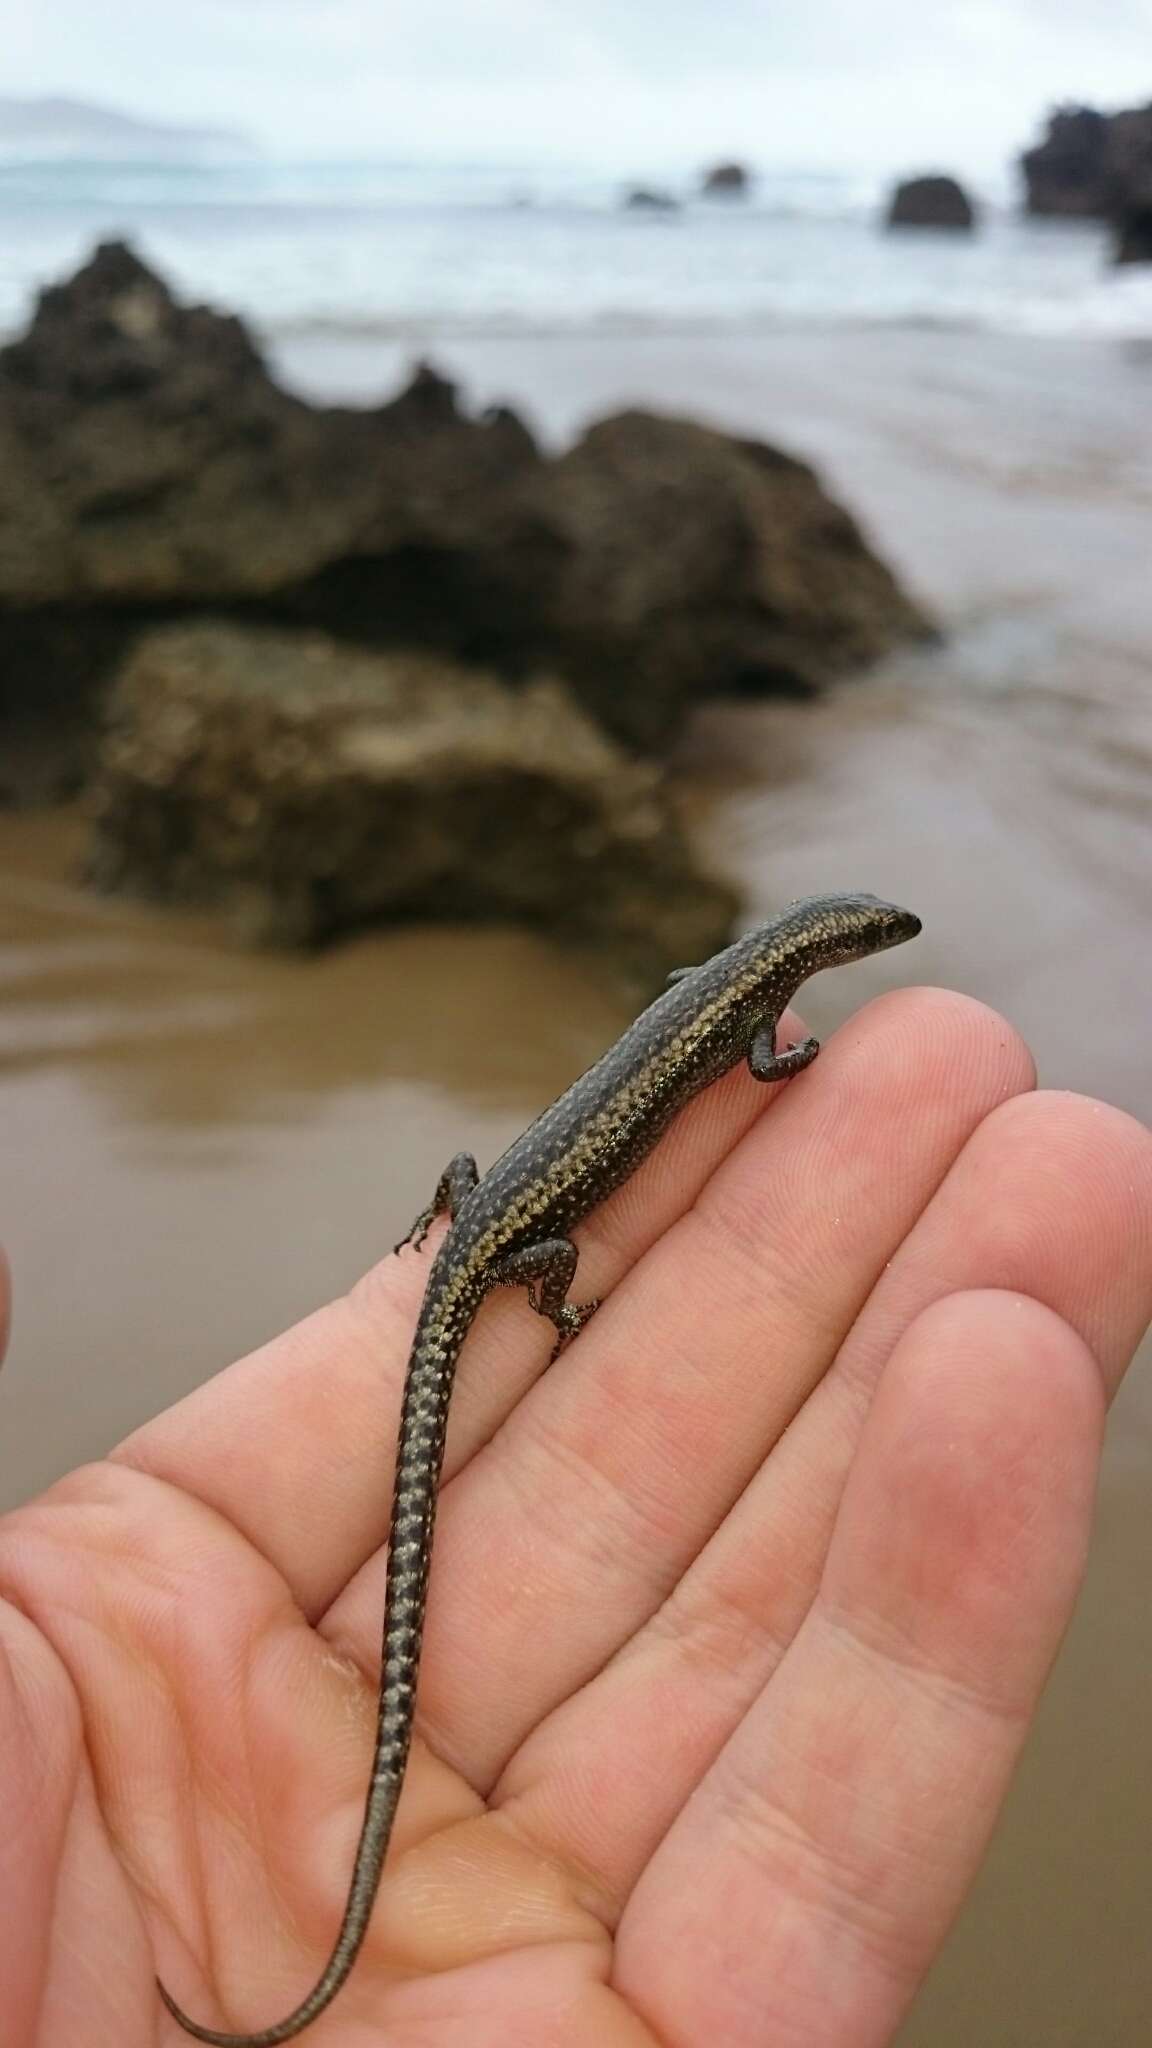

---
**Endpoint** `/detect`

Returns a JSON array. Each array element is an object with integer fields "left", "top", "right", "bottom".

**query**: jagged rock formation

[{"left": 1020, "top": 100, "right": 1152, "bottom": 255}]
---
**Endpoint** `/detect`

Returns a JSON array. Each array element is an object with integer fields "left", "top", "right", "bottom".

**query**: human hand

[{"left": 2, "top": 987, "right": 1150, "bottom": 2048}]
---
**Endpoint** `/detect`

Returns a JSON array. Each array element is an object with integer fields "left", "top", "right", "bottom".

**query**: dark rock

[
  {"left": 1107, "top": 104, "right": 1152, "bottom": 201},
  {"left": 87, "top": 622, "right": 739, "bottom": 979},
  {"left": 0, "top": 241, "right": 356, "bottom": 602},
  {"left": 886, "top": 175, "right": 976, "bottom": 231},
  {"left": 701, "top": 161, "right": 751, "bottom": 198},
  {"left": 1020, "top": 100, "right": 1152, "bottom": 227},
  {"left": 280, "top": 405, "right": 931, "bottom": 754},
  {"left": 1016, "top": 102, "right": 1106, "bottom": 217},
  {"left": 0, "top": 243, "right": 541, "bottom": 797},
  {"left": 1021, "top": 104, "right": 1111, "bottom": 216},
  {"left": 494, "top": 410, "right": 933, "bottom": 750},
  {"left": 0, "top": 242, "right": 541, "bottom": 606},
  {"left": 0, "top": 609, "right": 135, "bottom": 805},
  {"left": 1114, "top": 206, "right": 1152, "bottom": 264},
  {"left": 623, "top": 186, "right": 680, "bottom": 212},
  {"left": 1107, "top": 106, "right": 1152, "bottom": 262}
]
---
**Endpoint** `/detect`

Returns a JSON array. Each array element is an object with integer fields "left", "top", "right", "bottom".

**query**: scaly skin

[{"left": 160, "top": 890, "right": 921, "bottom": 2043}]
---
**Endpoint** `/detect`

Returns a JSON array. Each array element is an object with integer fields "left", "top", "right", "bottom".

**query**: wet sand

[{"left": 2, "top": 323, "right": 1151, "bottom": 2044}]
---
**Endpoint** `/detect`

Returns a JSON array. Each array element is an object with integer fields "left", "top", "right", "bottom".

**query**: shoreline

[{"left": 5, "top": 190, "right": 1152, "bottom": 346}]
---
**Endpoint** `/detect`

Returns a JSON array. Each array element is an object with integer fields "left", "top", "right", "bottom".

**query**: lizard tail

[{"left": 159, "top": 1292, "right": 469, "bottom": 2044}]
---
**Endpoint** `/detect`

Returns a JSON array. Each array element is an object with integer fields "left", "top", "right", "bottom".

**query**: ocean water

[{"left": 1, "top": 156, "right": 1151, "bottom": 345}]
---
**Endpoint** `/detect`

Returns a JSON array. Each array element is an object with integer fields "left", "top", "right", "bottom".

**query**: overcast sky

[{"left": 8, "top": 1, "right": 1152, "bottom": 174}]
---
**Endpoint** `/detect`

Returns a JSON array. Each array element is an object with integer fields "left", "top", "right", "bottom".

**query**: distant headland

[{"left": 0, "top": 94, "right": 257, "bottom": 162}]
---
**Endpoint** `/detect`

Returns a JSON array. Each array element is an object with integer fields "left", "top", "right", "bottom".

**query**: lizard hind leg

[
  {"left": 395, "top": 1151, "right": 480, "bottom": 1254},
  {"left": 491, "top": 1237, "right": 601, "bottom": 1363}
]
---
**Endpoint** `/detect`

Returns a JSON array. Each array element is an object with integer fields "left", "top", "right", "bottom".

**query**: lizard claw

[{"left": 395, "top": 1210, "right": 436, "bottom": 1257}]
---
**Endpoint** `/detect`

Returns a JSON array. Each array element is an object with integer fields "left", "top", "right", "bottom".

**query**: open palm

[{"left": 2, "top": 986, "right": 1150, "bottom": 2048}]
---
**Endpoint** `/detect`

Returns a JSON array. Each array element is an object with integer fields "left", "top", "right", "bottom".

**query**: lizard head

[
  {"left": 736, "top": 892, "right": 922, "bottom": 995},
  {"left": 783, "top": 892, "right": 922, "bottom": 961}
]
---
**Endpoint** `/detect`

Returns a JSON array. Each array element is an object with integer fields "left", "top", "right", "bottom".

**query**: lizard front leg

[{"left": 748, "top": 1024, "right": 820, "bottom": 1083}]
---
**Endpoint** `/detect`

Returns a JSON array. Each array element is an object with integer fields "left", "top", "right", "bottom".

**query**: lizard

[{"left": 160, "top": 889, "right": 922, "bottom": 2043}]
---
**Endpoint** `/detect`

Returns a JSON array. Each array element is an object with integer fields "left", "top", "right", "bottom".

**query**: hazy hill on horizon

[{"left": 0, "top": 94, "right": 257, "bottom": 162}]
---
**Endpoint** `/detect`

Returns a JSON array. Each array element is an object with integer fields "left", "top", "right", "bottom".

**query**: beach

[{"left": 2, "top": 316, "right": 1151, "bottom": 2043}]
